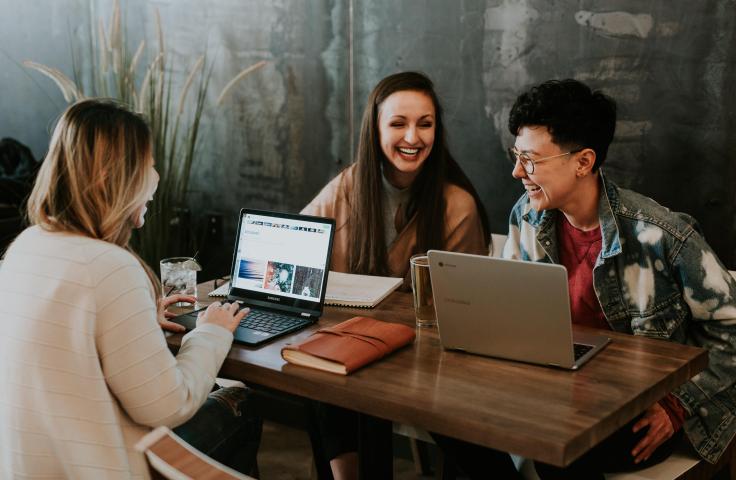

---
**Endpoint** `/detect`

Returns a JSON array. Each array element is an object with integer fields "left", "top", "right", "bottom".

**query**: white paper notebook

[
  {"left": 208, "top": 282, "right": 230, "bottom": 297},
  {"left": 208, "top": 271, "right": 403, "bottom": 308},
  {"left": 324, "top": 271, "right": 403, "bottom": 308}
]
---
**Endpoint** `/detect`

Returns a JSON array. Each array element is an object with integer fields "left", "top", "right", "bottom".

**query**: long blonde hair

[{"left": 28, "top": 99, "right": 161, "bottom": 297}]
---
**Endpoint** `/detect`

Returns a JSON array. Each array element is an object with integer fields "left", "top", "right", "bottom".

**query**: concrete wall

[
  {"left": 351, "top": 0, "right": 736, "bottom": 267},
  {"left": 0, "top": 0, "right": 80, "bottom": 160},
  {"left": 2, "top": 0, "right": 735, "bottom": 267}
]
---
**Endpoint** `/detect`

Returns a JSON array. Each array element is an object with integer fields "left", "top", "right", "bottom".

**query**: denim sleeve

[
  {"left": 671, "top": 230, "right": 736, "bottom": 410},
  {"left": 502, "top": 196, "right": 526, "bottom": 260}
]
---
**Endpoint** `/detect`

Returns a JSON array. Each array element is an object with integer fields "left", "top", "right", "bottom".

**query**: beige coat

[{"left": 302, "top": 165, "right": 488, "bottom": 286}]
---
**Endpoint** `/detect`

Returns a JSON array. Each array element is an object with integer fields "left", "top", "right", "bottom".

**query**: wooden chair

[{"left": 135, "top": 426, "right": 255, "bottom": 480}]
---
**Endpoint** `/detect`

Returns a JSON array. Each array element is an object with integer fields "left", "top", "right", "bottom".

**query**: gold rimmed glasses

[{"left": 507, "top": 146, "right": 583, "bottom": 175}]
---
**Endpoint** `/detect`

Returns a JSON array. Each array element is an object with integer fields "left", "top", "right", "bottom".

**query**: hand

[
  {"left": 158, "top": 294, "right": 197, "bottom": 332},
  {"left": 631, "top": 402, "right": 675, "bottom": 464},
  {"left": 197, "top": 301, "right": 249, "bottom": 333}
]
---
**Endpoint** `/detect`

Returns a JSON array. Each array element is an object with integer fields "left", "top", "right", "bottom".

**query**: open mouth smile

[
  {"left": 524, "top": 183, "right": 543, "bottom": 198},
  {"left": 397, "top": 147, "right": 420, "bottom": 156}
]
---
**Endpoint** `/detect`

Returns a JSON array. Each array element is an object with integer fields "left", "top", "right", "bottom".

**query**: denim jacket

[{"left": 503, "top": 172, "right": 736, "bottom": 463}]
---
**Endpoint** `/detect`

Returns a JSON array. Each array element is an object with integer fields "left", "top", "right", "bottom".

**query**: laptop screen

[{"left": 229, "top": 209, "right": 335, "bottom": 315}]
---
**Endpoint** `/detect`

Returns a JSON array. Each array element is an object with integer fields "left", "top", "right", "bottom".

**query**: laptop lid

[
  {"left": 228, "top": 209, "right": 335, "bottom": 318},
  {"left": 427, "top": 250, "right": 608, "bottom": 369}
]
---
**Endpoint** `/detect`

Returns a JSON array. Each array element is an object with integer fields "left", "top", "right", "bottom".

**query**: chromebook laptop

[
  {"left": 173, "top": 209, "right": 335, "bottom": 346},
  {"left": 427, "top": 251, "right": 610, "bottom": 370}
]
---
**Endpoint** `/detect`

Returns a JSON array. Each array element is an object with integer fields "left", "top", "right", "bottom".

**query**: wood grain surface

[{"left": 167, "top": 280, "right": 708, "bottom": 466}]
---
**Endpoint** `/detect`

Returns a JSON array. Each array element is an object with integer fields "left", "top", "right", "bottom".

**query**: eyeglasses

[{"left": 507, "top": 146, "right": 583, "bottom": 175}]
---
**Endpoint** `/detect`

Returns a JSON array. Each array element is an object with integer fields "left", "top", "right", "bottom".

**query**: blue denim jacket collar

[{"left": 522, "top": 171, "right": 622, "bottom": 262}]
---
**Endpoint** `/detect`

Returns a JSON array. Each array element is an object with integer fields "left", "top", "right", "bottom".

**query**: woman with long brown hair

[
  {"left": 0, "top": 99, "right": 260, "bottom": 478},
  {"left": 303, "top": 71, "right": 490, "bottom": 479},
  {"left": 303, "top": 71, "right": 489, "bottom": 285}
]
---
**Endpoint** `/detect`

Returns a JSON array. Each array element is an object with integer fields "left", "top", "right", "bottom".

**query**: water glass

[
  {"left": 410, "top": 254, "right": 436, "bottom": 327},
  {"left": 160, "top": 257, "right": 198, "bottom": 306}
]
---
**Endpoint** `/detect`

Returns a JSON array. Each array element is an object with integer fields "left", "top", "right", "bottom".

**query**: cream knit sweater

[{"left": 0, "top": 226, "right": 233, "bottom": 479}]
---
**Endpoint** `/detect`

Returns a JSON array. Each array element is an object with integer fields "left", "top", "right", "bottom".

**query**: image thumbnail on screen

[
  {"left": 263, "top": 261, "right": 295, "bottom": 293},
  {"left": 237, "top": 259, "right": 266, "bottom": 289},
  {"left": 292, "top": 266, "right": 325, "bottom": 299}
]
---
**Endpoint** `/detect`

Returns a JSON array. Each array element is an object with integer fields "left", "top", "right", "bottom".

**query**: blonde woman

[{"left": 0, "top": 99, "right": 261, "bottom": 478}]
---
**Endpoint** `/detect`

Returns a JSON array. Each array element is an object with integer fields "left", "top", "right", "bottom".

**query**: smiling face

[
  {"left": 511, "top": 125, "right": 581, "bottom": 212},
  {"left": 377, "top": 90, "right": 436, "bottom": 188}
]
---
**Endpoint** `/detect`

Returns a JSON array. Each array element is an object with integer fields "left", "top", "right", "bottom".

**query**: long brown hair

[
  {"left": 347, "top": 71, "right": 490, "bottom": 275},
  {"left": 27, "top": 99, "right": 161, "bottom": 297}
]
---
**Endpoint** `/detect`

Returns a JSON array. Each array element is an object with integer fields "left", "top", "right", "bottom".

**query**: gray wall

[
  {"left": 2, "top": 0, "right": 735, "bottom": 267},
  {"left": 0, "top": 1, "right": 78, "bottom": 159}
]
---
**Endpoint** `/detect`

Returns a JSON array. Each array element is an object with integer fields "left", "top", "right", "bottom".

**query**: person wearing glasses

[{"left": 439, "top": 79, "right": 736, "bottom": 479}]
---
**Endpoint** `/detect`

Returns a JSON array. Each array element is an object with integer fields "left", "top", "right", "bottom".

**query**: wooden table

[{"left": 168, "top": 280, "right": 708, "bottom": 468}]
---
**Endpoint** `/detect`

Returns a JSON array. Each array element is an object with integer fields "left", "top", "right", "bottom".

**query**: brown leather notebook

[{"left": 281, "top": 316, "right": 416, "bottom": 375}]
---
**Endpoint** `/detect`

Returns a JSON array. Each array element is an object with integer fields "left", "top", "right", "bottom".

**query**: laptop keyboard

[
  {"left": 239, "top": 309, "right": 307, "bottom": 335},
  {"left": 573, "top": 343, "right": 594, "bottom": 360}
]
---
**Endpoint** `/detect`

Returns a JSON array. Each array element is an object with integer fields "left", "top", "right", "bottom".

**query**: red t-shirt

[
  {"left": 556, "top": 214, "right": 608, "bottom": 330},
  {"left": 556, "top": 214, "right": 687, "bottom": 431}
]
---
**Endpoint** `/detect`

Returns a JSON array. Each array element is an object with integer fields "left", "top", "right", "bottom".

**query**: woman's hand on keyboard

[{"left": 197, "top": 301, "right": 249, "bottom": 333}]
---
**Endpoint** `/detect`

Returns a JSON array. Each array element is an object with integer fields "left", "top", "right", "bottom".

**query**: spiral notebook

[
  {"left": 210, "top": 271, "right": 402, "bottom": 308},
  {"left": 323, "top": 272, "right": 403, "bottom": 308}
]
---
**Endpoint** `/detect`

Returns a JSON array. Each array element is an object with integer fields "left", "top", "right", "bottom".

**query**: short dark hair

[{"left": 508, "top": 79, "right": 617, "bottom": 170}]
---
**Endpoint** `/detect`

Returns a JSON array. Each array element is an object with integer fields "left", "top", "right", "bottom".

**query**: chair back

[{"left": 135, "top": 426, "right": 254, "bottom": 480}]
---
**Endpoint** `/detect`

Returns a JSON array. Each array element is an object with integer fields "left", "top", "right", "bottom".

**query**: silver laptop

[{"left": 427, "top": 251, "right": 610, "bottom": 370}]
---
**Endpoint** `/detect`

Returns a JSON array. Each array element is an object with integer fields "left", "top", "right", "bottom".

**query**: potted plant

[{"left": 24, "top": 0, "right": 265, "bottom": 268}]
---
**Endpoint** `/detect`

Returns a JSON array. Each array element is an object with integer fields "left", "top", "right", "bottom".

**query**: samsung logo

[
  {"left": 267, "top": 296, "right": 281, "bottom": 302},
  {"left": 445, "top": 298, "right": 471, "bottom": 305},
  {"left": 437, "top": 262, "right": 456, "bottom": 268}
]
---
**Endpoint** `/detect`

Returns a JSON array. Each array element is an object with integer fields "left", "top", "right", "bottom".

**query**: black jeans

[
  {"left": 312, "top": 402, "right": 359, "bottom": 460},
  {"left": 311, "top": 401, "right": 393, "bottom": 479},
  {"left": 430, "top": 433, "right": 524, "bottom": 480},
  {"left": 534, "top": 416, "right": 683, "bottom": 480},
  {"left": 174, "top": 386, "right": 263, "bottom": 477},
  {"left": 432, "top": 415, "right": 682, "bottom": 480}
]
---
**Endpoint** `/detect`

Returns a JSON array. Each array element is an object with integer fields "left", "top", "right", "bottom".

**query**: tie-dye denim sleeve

[
  {"left": 670, "top": 231, "right": 736, "bottom": 460},
  {"left": 503, "top": 208, "right": 523, "bottom": 260},
  {"left": 504, "top": 195, "right": 535, "bottom": 261},
  {"left": 504, "top": 194, "right": 550, "bottom": 262}
]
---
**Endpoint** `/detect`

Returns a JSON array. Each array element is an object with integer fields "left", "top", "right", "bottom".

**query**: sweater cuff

[
  {"left": 183, "top": 323, "right": 234, "bottom": 344},
  {"left": 660, "top": 393, "right": 688, "bottom": 432}
]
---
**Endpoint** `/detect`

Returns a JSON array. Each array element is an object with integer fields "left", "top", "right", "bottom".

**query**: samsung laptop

[
  {"left": 427, "top": 251, "right": 610, "bottom": 370},
  {"left": 173, "top": 209, "right": 335, "bottom": 346}
]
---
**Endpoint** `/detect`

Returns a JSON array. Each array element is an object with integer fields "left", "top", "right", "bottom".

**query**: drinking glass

[
  {"left": 160, "top": 257, "right": 198, "bottom": 306},
  {"left": 410, "top": 254, "right": 436, "bottom": 327}
]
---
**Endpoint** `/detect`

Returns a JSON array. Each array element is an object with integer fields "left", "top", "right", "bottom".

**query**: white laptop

[{"left": 427, "top": 251, "right": 610, "bottom": 370}]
